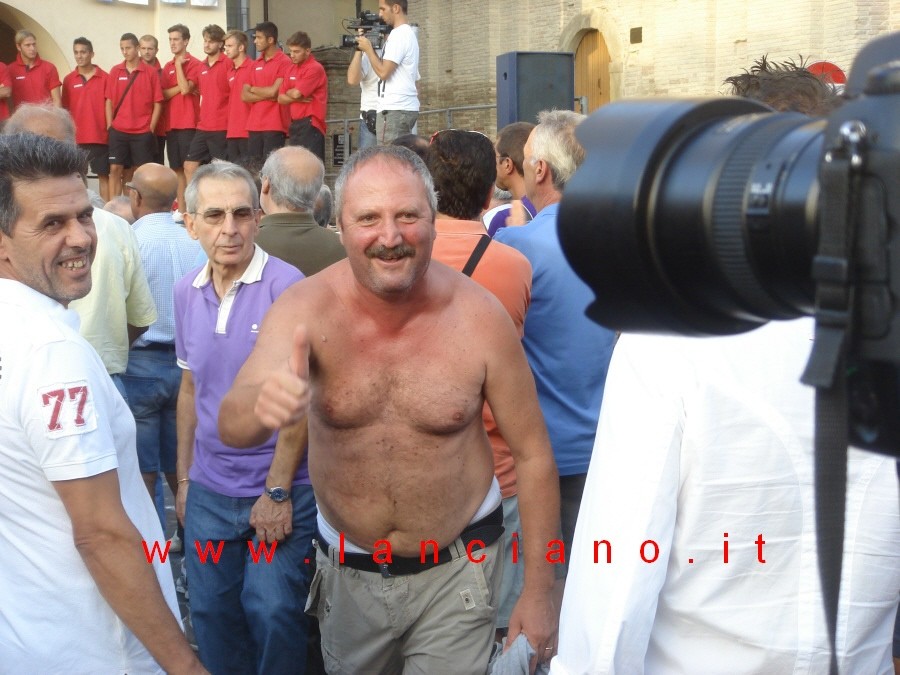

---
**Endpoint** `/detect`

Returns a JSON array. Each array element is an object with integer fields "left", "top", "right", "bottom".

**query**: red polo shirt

[
  {"left": 0, "top": 63, "right": 11, "bottom": 121},
  {"left": 8, "top": 53, "right": 61, "bottom": 109},
  {"left": 144, "top": 58, "right": 167, "bottom": 136},
  {"left": 247, "top": 50, "right": 290, "bottom": 133},
  {"left": 106, "top": 60, "right": 164, "bottom": 135},
  {"left": 280, "top": 54, "right": 327, "bottom": 135},
  {"left": 226, "top": 58, "right": 252, "bottom": 139},
  {"left": 197, "top": 53, "right": 232, "bottom": 132},
  {"left": 161, "top": 54, "right": 201, "bottom": 130},
  {"left": 62, "top": 67, "right": 109, "bottom": 145}
]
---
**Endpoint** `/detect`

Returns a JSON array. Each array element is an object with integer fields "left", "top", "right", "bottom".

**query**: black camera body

[
  {"left": 341, "top": 10, "right": 391, "bottom": 51},
  {"left": 558, "top": 32, "right": 900, "bottom": 455}
]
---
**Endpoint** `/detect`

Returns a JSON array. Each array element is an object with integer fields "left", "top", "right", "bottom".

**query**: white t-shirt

[
  {"left": 0, "top": 280, "right": 179, "bottom": 673},
  {"left": 379, "top": 23, "right": 419, "bottom": 112},
  {"left": 359, "top": 52, "right": 381, "bottom": 112},
  {"left": 552, "top": 319, "right": 900, "bottom": 675}
]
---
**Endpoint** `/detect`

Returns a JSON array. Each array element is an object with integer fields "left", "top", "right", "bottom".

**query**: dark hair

[
  {"left": 496, "top": 121, "right": 535, "bottom": 176},
  {"left": 73, "top": 37, "right": 93, "bottom": 53},
  {"left": 203, "top": 24, "right": 226, "bottom": 43},
  {"left": 426, "top": 130, "right": 496, "bottom": 221},
  {"left": 254, "top": 22, "right": 278, "bottom": 42},
  {"left": 390, "top": 134, "right": 429, "bottom": 160},
  {"left": 391, "top": 0, "right": 409, "bottom": 12},
  {"left": 723, "top": 56, "right": 840, "bottom": 116},
  {"left": 120, "top": 33, "right": 139, "bottom": 48},
  {"left": 286, "top": 31, "right": 311, "bottom": 49},
  {"left": 168, "top": 24, "right": 191, "bottom": 41},
  {"left": 0, "top": 134, "right": 86, "bottom": 236}
]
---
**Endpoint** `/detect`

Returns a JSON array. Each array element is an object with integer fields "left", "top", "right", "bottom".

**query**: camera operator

[
  {"left": 551, "top": 61, "right": 900, "bottom": 675},
  {"left": 355, "top": 0, "right": 419, "bottom": 144},
  {"left": 347, "top": 38, "right": 381, "bottom": 150}
]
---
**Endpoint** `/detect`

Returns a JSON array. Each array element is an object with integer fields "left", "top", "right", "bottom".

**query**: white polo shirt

[
  {"left": 379, "top": 23, "right": 420, "bottom": 112},
  {"left": 0, "top": 280, "right": 179, "bottom": 672}
]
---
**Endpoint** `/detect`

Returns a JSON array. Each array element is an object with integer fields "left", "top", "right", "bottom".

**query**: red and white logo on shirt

[{"left": 38, "top": 380, "right": 97, "bottom": 439}]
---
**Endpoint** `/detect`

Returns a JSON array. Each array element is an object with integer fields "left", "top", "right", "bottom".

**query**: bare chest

[{"left": 310, "top": 320, "right": 485, "bottom": 434}]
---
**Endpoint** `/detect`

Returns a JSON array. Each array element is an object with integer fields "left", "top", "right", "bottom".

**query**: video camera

[
  {"left": 341, "top": 10, "right": 391, "bottom": 51},
  {"left": 558, "top": 32, "right": 900, "bottom": 457}
]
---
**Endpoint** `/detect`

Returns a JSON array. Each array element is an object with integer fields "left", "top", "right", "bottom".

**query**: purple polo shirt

[
  {"left": 175, "top": 245, "right": 306, "bottom": 497},
  {"left": 486, "top": 195, "right": 537, "bottom": 237}
]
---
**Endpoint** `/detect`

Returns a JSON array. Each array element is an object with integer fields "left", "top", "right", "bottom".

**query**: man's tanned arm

[
  {"left": 483, "top": 302, "right": 560, "bottom": 662},
  {"left": 54, "top": 471, "right": 207, "bottom": 674},
  {"left": 220, "top": 285, "right": 310, "bottom": 448}
]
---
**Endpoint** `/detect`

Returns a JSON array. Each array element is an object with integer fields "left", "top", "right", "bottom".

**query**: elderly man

[
  {"left": 175, "top": 162, "right": 313, "bottom": 673},
  {"left": 220, "top": 145, "right": 560, "bottom": 673},
  {"left": 256, "top": 145, "right": 346, "bottom": 277},
  {"left": 123, "top": 163, "right": 200, "bottom": 526},
  {"left": 0, "top": 133, "right": 205, "bottom": 672}
]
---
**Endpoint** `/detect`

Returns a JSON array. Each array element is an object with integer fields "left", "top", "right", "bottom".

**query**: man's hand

[
  {"left": 254, "top": 325, "right": 311, "bottom": 429},
  {"left": 286, "top": 88, "right": 302, "bottom": 100},
  {"left": 356, "top": 35, "right": 373, "bottom": 55},
  {"left": 250, "top": 492, "right": 293, "bottom": 543},
  {"left": 506, "top": 586, "right": 559, "bottom": 672}
]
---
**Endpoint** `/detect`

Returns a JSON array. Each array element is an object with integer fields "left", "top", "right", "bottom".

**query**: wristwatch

[{"left": 265, "top": 486, "right": 290, "bottom": 503}]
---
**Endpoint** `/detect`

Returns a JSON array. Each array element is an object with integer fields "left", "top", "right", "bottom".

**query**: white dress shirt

[{"left": 552, "top": 319, "right": 900, "bottom": 674}]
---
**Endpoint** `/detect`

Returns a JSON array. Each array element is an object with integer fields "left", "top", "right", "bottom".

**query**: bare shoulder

[{"left": 431, "top": 261, "right": 517, "bottom": 336}]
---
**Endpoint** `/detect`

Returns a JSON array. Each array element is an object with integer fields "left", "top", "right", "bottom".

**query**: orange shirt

[{"left": 432, "top": 218, "right": 533, "bottom": 498}]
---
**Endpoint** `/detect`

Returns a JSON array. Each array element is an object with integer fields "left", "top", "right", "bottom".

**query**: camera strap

[{"left": 801, "top": 121, "right": 867, "bottom": 675}]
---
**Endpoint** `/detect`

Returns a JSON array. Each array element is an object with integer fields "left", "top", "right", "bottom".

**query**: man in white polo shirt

[{"left": 0, "top": 133, "right": 205, "bottom": 673}]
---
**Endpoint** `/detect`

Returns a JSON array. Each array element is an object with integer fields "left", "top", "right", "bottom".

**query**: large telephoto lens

[{"left": 559, "top": 99, "right": 825, "bottom": 336}]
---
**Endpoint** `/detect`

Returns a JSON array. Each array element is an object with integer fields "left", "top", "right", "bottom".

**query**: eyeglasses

[
  {"left": 192, "top": 206, "right": 259, "bottom": 225},
  {"left": 124, "top": 182, "right": 141, "bottom": 197}
]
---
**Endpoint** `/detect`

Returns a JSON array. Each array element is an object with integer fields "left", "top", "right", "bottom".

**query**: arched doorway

[{"left": 574, "top": 29, "right": 610, "bottom": 114}]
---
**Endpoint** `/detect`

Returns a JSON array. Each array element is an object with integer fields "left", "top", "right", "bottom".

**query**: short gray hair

[
  {"left": 334, "top": 145, "right": 437, "bottom": 226},
  {"left": 185, "top": 160, "right": 259, "bottom": 213},
  {"left": 4, "top": 103, "right": 76, "bottom": 145},
  {"left": 530, "top": 109, "right": 586, "bottom": 192},
  {"left": 259, "top": 147, "right": 323, "bottom": 212}
]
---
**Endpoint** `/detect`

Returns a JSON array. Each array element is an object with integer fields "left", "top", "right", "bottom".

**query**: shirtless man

[{"left": 220, "top": 145, "right": 560, "bottom": 673}]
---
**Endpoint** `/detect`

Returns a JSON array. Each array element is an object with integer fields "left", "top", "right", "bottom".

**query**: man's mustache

[{"left": 366, "top": 244, "right": 416, "bottom": 260}]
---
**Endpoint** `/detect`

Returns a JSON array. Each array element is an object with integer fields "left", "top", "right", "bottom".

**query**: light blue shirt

[
  {"left": 131, "top": 211, "right": 201, "bottom": 347},
  {"left": 495, "top": 202, "right": 616, "bottom": 475}
]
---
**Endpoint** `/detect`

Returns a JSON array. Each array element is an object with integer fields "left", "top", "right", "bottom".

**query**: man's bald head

[
  {"left": 259, "top": 146, "right": 324, "bottom": 213},
  {"left": 131, "top": 163, "right": 178, "bottom": 216},
  {"left": 4, "top": 104, "right": 76, "bottom": 144}
]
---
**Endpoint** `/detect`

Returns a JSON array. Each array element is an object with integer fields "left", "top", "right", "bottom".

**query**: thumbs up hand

[{"left": 254, "top": 325, "right": 311, "bottom": 430}]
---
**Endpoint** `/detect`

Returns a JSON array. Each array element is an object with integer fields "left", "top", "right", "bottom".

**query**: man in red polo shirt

[
  {"left": 224, "top": 30, "right": 252, "bottom": 164},
  {"left": 106, "top": 33, "right": 163, "bottom": 198},
  {"left": 161, "top": 24, "right": 201, "bottom": 214},
  {"left": 0, "top": 62, "right": 12, "bottom": 123},
  {"left": 184, "top": 24, "right": 231, "bottom": 187},
  {"left": 62, "top": 37, "right": 110, "bottom": 201},
  {"left": 8, "top": 30, "right": 61, "bottom": 111},
  {"left": 278, "top": 31, "right": 327, "bottom": 163},
  {"left": 140, "top": 35, "right": 166, "bottom": 165},
  {"left": 241, "top": 21, "right": 290, "bottom": 162}
]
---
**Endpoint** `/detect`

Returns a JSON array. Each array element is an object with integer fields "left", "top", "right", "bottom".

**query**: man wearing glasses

[{"left": 174, "top": 162, "right": 313, "bottom": 673}]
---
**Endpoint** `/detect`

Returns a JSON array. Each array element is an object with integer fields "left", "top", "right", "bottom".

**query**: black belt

[
  {"left": 134, "top": 342, "right": 175, "bottom": 352},
  {"left": 318, "top": 502, "right": 503, "bottom": 577}
]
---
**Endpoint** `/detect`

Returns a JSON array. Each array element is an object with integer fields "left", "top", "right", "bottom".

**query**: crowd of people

[
  {"left": 0, "top": 19, "right": 328, "bottom": 211},
  {"left": 0, "top": 2, "right": 898, "bottom": 672}
]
